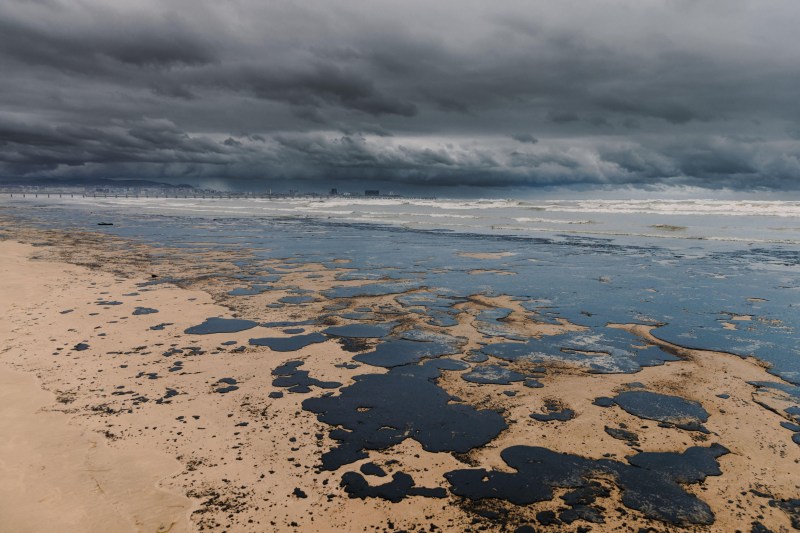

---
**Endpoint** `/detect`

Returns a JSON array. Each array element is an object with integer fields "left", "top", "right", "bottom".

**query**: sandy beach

[
  {"left": 1, "top": 216, "right": 799, "bottom": 532},
  {"left": 3, "top": 0, "right": 800, "bottom": 528}
]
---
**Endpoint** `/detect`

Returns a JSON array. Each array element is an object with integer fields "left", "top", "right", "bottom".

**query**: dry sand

[{"left": 1, "top": 229, "right": 799, "bottom": 532}]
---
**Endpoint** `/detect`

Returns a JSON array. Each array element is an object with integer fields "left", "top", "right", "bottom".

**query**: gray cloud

[
  {"left": 547, "top": 111, "right": 581, "bottom": 124},
  {"left": 511, "top": 133, "right": 539, "bottom": 144},
  {"left": 1, "top": 0, "right": 799, "bottom": 191}
]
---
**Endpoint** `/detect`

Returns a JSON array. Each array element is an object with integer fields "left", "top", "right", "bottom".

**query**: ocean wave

[
  {"left": 305, "top": 198, "right": 521, "bottom": 210},
  {"left": 489, "top": 225, "right": 800, "bottom": 244},
  {"left": 302, "top": 209, "right": 356, "bottom": 215},
  {"left": 513, "top": 217, "right": 594, "bottom": 224},
  {"left": 344, "top": 210, "right": 481, "bottom": 219},
  {"left": 522, "top": 199, "right": 800, "bottom": 218}
]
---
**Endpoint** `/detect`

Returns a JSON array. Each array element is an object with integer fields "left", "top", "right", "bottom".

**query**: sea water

[{"left": 2, "top": 195, "right": 799, "bottom": 385}]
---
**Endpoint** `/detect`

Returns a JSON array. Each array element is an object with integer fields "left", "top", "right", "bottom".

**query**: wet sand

[{"left": 1, "top": 228, "right": 799, "bottom": 532}]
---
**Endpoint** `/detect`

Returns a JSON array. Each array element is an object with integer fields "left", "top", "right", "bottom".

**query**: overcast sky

[{"left": 1, "top": 0, "right": 799, "bottom": 192}]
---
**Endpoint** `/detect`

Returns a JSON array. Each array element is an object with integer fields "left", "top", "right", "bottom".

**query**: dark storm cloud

[
  {"left": 0, "top": 116, "right": 229, "bottom": 173},
  {"left": 547, "top": 111, "right": 581, "bottom": 124},
  {"left": 1, "top": 0, "right": 799, "bottom": 190},
  {"left": 217, "top": 63, "right": 418, "bottom": 117},
  {"left": 0, "top": 7, "right": 215, "bottom": 72},
  {"left": 595, "top": 97, "right": 702, "bottom": 125}
]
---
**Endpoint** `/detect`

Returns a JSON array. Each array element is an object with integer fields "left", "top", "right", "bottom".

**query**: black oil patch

[
  {"left": 445, "top": 444, "right": 729, "bottom": 526},
  {"left": 302, "top": 359, "right": 507, "bottom": 470},
  {"left": 249, "top": 333, "right": 328, "bottom": 351},
  {"left": 271, "top": 361, "right": 342, "bottom": 393},
  {"left": 185, "top": 317, "right": 259, "bottom": 335},
  {"left": 611, "top": 390, "right": 710, "bottom": 432},
  {"left": 531, "top": 399, "right": 575, "bottom": 422},
  {"left": 213, "top": 377, "right": 239, "bottom": 394},
  {"left": 353, "top": 338, "right": 459, "bottom": 368},
  {"left": 559, "top": 481, "right": 609, "bottom": 524},
  {"left": 768, "top": 498, "right": 800, "bottom": 529},
  {"left": 132, "top": 307, "right": 158, "bottom": 315},
  {"left": 323, "top": 322, "right": 397, "bottom": 338},
  {"left": 279, "top": 295, "right": 316, "bottom": 304},
  {"left": 359, "top": 462, "right": 387, "bottom": 477},
  {"left": 337, "top": 337, "right": 373, "bottom": 353},
  {"left": 594, "top": 396, "right": 615, "bottom": 407},
  {"left": 341, "top": 471, "right": 447, "bottom": 502}
]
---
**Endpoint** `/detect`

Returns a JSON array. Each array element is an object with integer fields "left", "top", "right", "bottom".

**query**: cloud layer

[{"left": 1, "top": 0, "right": 799, "bottom": 191}]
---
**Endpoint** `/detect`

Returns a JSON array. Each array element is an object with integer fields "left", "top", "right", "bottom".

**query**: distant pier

[{"left": 0, "top": 191, "right": 437, "bottom": 200}]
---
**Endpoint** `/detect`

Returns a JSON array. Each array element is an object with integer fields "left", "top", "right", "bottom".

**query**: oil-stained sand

[{"left": 1, "top": 212, "right": 799, "bottom": 532}]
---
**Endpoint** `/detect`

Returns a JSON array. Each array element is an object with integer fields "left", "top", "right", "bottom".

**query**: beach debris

[
  {"left": 531, "top": 399, "right": 575, "bottom": 422},
  {"left": 604, "top": 425, "right": 640, "bottom": 447}
]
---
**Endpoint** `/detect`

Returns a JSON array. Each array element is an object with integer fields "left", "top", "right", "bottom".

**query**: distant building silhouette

[{"left": 364, "top": 189, "right": 380, "bottom": 196}]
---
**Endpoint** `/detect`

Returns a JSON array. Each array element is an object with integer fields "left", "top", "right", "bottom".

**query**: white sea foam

[
  {"left": 8, "top": 195, "right": 800, "bottom": 244},
  {"left": 347, "top": 210, "right": 481, "bottom": 219}
]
